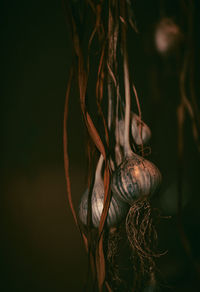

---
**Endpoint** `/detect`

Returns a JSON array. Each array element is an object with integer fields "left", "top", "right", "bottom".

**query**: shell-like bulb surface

[
  {"left": 111, "top": 154, "right": 162, "bottom": 205},
  {"left": 79, "top": 182, "right": 128, "bottom": 228},
  {"left": 119, "top": 113, "right": 151, "bottom": 146}
]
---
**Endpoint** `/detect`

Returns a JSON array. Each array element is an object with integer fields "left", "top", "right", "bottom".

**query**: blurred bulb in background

[
  {"left": 159, "top": 181, "right": 189, "bottom": 215},
  {"left": 155, "top": 18, "right": 182, "bottom": 55}
]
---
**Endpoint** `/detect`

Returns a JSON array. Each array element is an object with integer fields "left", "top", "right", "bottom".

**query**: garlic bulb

[
  {"left": 79, "top": 155, "right": 128, "bottom": 228},
  {"left": 111, "top": 153, "right": 162, "bottom": 205},
  {"left": 79, "top": 185, "right": 128, "bottom": 228},
  {"left": 118, "top": 113, "right": 151, "bottom": 146},
  {"left": 112, "top": 23, "right": 161, "bottom": 206},
  {"left": 155, "top": 18, "right": 182, "bottom": 54}
]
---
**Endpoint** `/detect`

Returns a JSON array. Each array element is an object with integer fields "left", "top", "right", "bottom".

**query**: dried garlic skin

[{"left": 111, "top": 153, "right": 162, "bottom": 204}]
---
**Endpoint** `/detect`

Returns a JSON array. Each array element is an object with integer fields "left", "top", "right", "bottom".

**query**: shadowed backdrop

[{"left": 2, "top": 1, "right": 200, "bottom": 291}]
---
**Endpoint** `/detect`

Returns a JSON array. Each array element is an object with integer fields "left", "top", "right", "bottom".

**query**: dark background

[
  {"left": 2, "top": 1, "right": 87, "bottom": 291},
  {"left": 2, "top": 0, "right": 200, "bottom": 291}
]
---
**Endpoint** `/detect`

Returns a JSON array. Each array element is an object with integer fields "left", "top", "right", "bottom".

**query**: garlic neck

[{"left": 95, "top": 154, "right": 104, "bottom": 183}]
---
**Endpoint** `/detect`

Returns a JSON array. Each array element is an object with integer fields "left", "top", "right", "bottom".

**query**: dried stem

[
  {"left": 107, "top": 1, "right": 114, "bottom": 132},
  {"left": 107, "top": 0, "right": 122, "bottom": 167},
  {"left": 115, "top": 84, "right": 123, "bottom": 166},
  {"left": 63, "top": 67, "right": 78, "bottom": 226},
  {"left": 132, "top": 84, "right": 144, "bottom": 156},
  {"left": 121, "top": 0, "right": 132, "bottom": 157}
]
